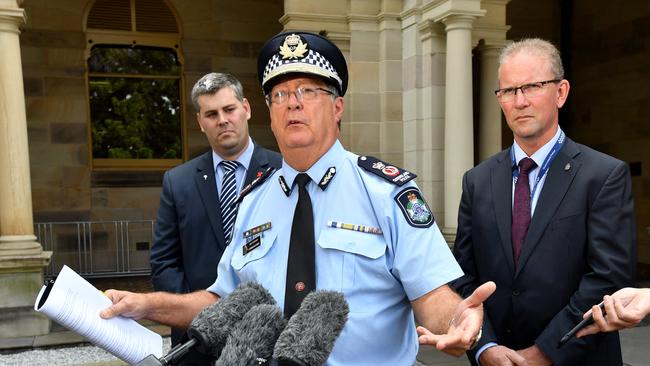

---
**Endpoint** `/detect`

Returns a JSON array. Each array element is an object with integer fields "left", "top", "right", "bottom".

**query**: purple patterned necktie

[{"left": 512, "top": 157, "right": 537, "bottom": 267}]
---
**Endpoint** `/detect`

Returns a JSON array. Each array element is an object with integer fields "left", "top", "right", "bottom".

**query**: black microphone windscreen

[
  {"left": 273, "top": 290, "right": 349, "bottom": 366},
  {"left": 188, "top": 282, "right": 276, "bottom": 356},
  {"left": 214, "top": 304, "right": 287, "bottom": 366}
]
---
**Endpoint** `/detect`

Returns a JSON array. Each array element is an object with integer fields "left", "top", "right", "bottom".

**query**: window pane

[
  {"left": 89, "top": 77, "right": 182, "bottom": 159},
  {"left": 88, "top": 45, "right": 180, "bottom": 75}
]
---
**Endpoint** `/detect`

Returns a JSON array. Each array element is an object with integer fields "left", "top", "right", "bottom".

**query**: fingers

[
  {"left": 481, "top": 346, "right": 529, "bottom": 366},
  {"left": 577, "top": 301, "right": 612, "bottom": 337},
  {"left": 416, "top": 326, "right": 458, "bottom": 348},
  {"left": 575, "top": 323, "right": 599, "bottom": 338},
  {"left": 613, "top": 296, "right": 641, "bottom": 325},
  {"left": 417, "top": 326, "right": 436, "bottom": 345},
  {"left": 577, "top": 296, "right": 634, "bottom": 338},
  {"left": 99, "top": 290, "right": 140, "bottom": 320},
  {"left": 507, "top": 351, "right": 529, "bottom": 366},
  {"left": 465, "top": 281, "right": 497, "bottom": 308},
  {"left": 417, "top": 326, "right": 469, "bottom": 357}
]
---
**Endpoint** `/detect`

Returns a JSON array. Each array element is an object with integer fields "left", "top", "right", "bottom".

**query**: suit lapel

[
  {"left": 243, "top": 142, "right": 271, "bottom": 185},
  {"left": 194, "top": 152, "right": 227, "bottom": 249},
  {"left": 515, "top": 139, "right": 581, "bottom": 277},
  {"left": 491, "top": 149, "right": 516, "bottom": 276}
]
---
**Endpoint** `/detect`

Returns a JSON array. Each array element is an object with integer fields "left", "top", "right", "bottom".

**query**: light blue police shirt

[{"left": 208, "top": 140, "right": 463, "bottom": 365}]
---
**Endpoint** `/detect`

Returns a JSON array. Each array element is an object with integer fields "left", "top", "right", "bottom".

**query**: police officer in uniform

[{"left": 100, "top": 31, "right": 495, "bottom": 365}]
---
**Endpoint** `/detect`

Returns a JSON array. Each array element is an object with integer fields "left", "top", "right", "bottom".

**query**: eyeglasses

[
  {"left": 266, "top": 86, "right": 334, "bottom": 105},
  {"left": 494, "top": 79, "right": 561, "bottom": 102}
]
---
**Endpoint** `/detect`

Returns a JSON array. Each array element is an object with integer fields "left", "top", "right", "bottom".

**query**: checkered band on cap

[{"left": 262, "top": 49, "right": 342, "bottom": 91}]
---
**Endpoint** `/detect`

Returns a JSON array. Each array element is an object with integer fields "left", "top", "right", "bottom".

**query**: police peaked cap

[{"left": 257, "top": 31, "right": 348, "bottom": 96}]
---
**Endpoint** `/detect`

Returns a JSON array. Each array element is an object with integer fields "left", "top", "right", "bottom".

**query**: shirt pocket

[
  {"left": 316, "top": 227, "right": 387, "bottom": 294},
  {"left": 317, "top": 227, "right": 385, "bottom": 258},
  {"left": 231, "top": 229, "right": 278, "bottom": 271}
]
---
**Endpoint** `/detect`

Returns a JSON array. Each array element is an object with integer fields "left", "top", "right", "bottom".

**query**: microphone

[
  {"left": 273, "top": 290, "right": 349, "bottom": 366},
  {"left": 214, "top": 304, "right": 287, "bottom": 366},
  {"left": 187, "top": 281, "right": 276, "bottom": 357},
  {"left": 135, "top": 281, "right": 275, "bottom": 365}
]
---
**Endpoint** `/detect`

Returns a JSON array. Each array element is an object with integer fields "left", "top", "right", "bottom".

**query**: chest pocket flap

[
  {"left": 317, "top": 226, "right": 386, "bottom": 259},
  {"left": 231, "top": 229, "right": 278, "bottom": 271}
]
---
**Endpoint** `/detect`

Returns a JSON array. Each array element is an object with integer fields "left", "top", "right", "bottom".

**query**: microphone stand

[{"left": 135, "top": 339, "right": 198, "bottom": 366}]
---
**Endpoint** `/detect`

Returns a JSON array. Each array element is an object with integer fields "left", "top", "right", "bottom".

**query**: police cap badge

[{"left": 257, "top": 31, "right": 348, "bottom": 96}]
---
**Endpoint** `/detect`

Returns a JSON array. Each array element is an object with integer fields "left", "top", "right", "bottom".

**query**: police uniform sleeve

[
  {"left": 382, "top": 181, "right": 463, "bottom": 301},
  {"left": 206, "top": 215, "right": 240, "bottom": 298}
]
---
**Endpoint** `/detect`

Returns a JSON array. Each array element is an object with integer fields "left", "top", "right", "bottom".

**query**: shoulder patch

[
  {"left": 357, "top": 156, "right": 416, "bottom": 186},
  {"left": 394, "top": 187, "right": 434, "bottom": 228},
  {"left": 236, "top": 166, "right": 275, "bottom": 204}
]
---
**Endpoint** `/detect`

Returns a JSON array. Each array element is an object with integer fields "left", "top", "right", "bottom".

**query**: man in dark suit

[
  {"left": 451, "top": 38, "right": 637, "bottom": 365},
  {"left": 149, "top": 72, "right": 281, "bottom": 363}
]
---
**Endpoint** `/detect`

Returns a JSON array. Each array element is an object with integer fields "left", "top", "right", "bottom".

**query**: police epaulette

[
  {"left": 236, "top": 166, "right": 275, "bottom": 203},
  {"left": 357, "top": 156, "right": 416, "bottom": 186}
]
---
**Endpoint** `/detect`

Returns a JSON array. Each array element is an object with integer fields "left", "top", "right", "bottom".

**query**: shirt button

[{"left": 295, "top": 281, "right": 306, "bottom": 292}]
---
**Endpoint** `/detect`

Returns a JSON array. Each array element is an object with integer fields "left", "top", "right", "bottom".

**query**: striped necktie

[{"left": 219, "top": 160, "right": 240, "bottom": 244}]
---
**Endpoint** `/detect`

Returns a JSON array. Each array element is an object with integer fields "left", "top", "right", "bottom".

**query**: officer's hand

[
  {"left": 417, "top": 281, "right": 496, "bottom": 356},
  {"left": 480, "top": 345, "right": 529, "bottom": 366},
  {"left": 99, "top": 289, "right": 150, "bottom": 320}
]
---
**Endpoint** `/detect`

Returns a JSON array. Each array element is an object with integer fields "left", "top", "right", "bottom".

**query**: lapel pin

[
  {"left": 564, "top": 163, "right": 571, "bottom": 171},
  {"left": 203, "top": 174, "right": 208, "bottom": 180},
  {"left": 256, "top": 171, "right": 263, "bottom": 178}
]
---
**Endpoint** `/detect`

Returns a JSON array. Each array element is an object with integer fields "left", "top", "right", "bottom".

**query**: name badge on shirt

[{"left": 243, "top": 235, "right": 262, "bottom": 255}]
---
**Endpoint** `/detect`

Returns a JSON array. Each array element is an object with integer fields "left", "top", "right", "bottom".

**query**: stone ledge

[{"left": 0, "top": 251, "right": 52, "bottom": 272}]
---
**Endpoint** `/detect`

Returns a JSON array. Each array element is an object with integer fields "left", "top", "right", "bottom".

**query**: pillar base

[
  {"left": 0, "top": 239, "right": 52, "bottom": 338},
  {"left": 0, "top": 306, "right": 50, "bottom": 338},
  {"left": 0, "top": 235, "right": 43, "bottom": 257}
]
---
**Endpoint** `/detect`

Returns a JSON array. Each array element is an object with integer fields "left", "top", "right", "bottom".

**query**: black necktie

[{"left": 284, "top": 173, "right": 316, "bottom": 318}]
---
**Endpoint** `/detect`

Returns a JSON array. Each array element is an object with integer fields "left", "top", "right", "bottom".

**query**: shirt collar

[
  {"left": 512, "top": 127, "right": 562, "bottom": 168},
  {"left": 212, "top": 137, "right": 254, "bottom": 172},
  {"left": 281, "top": 139, "right": 344, "bottom": 188}
]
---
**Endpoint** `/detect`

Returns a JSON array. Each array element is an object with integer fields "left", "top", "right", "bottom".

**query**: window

[{"left": 85, "top": 0, "right": 183, "bottom": 170}]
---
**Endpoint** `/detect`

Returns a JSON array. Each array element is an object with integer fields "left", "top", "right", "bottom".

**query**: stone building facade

[{"left": 0, "top": 0, "right": 648, "bottom": 337}]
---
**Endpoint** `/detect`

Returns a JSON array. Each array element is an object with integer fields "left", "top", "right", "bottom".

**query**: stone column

[
  {"left": 438, "top": 12, "right": 482, "bottom": 241},
  {"left": 0, "top": 0, "right": 52, "bottom": 338},
  {"left": 477, "top": 42, "right": 503, "bottom": 161}
]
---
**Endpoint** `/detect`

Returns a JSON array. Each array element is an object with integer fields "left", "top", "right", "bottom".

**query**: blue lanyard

[{"left": 511, "top": 130, "right": 565, "bottom": 199}]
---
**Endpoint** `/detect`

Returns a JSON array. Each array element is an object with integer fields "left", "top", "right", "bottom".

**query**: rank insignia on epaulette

[
  {"left": 318, "top": 167, "right": 336, "bottom": 190},
  {"left": 236, "top": 166, "right": 275, "bottom": 204},
  {"left": 394, "top": 187, "right": 434, "bottom": 228},
  {"left": 278, "top": 175, "right": 290, "bottom": 196},
  {"left": 358, "top": 156, "right": 416, "bottom": 186}
]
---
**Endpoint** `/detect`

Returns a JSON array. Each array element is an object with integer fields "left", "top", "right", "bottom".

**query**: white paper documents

[{"left": 34, "top": 265, "right": 162, "bottom": 365}]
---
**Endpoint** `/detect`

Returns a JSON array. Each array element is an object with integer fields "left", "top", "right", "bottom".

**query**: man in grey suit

[
  {"left": 451, "top": 38, "right": 636, "bottom": 365},
  {"left": 149, "top": 72, "right": 281, "bottom": 363}
]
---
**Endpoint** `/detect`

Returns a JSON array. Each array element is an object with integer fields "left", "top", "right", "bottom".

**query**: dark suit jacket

[
  {"left": 451, "top": 138, "right": 636, "bottom": 366},
  {"left": 149, "top": 142, "right": 281, "bottom": 354}
]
